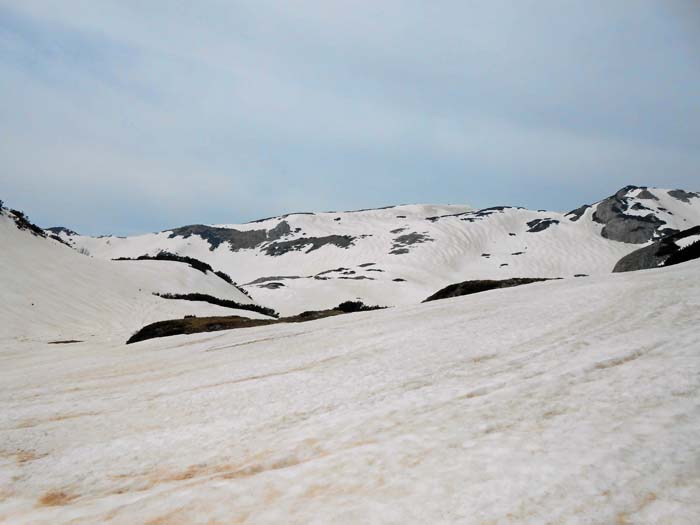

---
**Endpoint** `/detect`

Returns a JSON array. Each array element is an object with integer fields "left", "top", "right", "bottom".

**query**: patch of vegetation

[
  {"left": 154, "top": 292, "right": 278, "bottom": 318},
  {"left": 48, "top": 234, "right": 72, "bottom": 247},
  {"left": 114, "top": 251, "right": 249, "bottom": 295},
  {"left": 213, "top": 270, "right": 233, "bottom": 284},
  {"left": 115, "top": 251, "right": 214, "bottom": 274},
  {"left": 127, "top": 316, "right": 275, "bottom": 344},
  {"left": 424, "top": 277, "right": 556, "bottom": 302},
  {"left": 127, "top": 300, "right": 387, "bottom": 344},
  {"left": 664, "top": 239, "right": 700, "bottom": 267},
  {"left": 8, "top": 209, "right": 46, "bottom": 237},
  {"left": 335, "top": 300, "right": 386, "bottom": 313}
]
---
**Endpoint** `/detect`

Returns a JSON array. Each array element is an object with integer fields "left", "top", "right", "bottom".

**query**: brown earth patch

[{"left": 38, "top": 490, "right": 77, "bottom": 506}]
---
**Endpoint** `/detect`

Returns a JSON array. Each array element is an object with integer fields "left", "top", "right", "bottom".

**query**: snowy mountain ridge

[{"left": 50, "top": 185, "right": 700, "bottom": 315}]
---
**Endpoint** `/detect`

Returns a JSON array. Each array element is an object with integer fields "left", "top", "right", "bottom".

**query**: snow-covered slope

[
  {"left": 2, "top": 255, "right": 699, "bottom": 524},
  {"left": 56, "top": 186, "right": 700, "bottom": 315},
  {"left": 0, "top": 212, "right": 269, "bottom": 344}
]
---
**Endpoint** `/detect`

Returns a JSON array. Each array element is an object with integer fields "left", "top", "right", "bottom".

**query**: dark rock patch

[
  {"left": 668, "top": 189, "right": 700, "bottom": 203},
  {"left": 565, "top": 204, "right": 590, "bottom": 222},
  {"left": 390, "top": 232, "right": 434, "bottom": 255},
  {"left": 316, "top": 267, "right": 350, "bottom": 276},
  {"left": 258, "top": 282, "right": 285, "bottom": 289},
  {"left": 245, "top": 275, "right": 302, "bottom": 285},
  {"left": 526, "top": 218, "right": 559, "bottom": 233},
  {"left": 48, "top": 340, "right": 83, "bottom": 344},
  {"left": 511, "top": 251, "right": 524, "bottom": 256},
  {"left": 247, "top": 212, "right": 314, "bottom": 224},
  {"left": 500, "top": 263, "right": 509, "bottom": 267},
  {"left": 263, "top": 234, "right": 356, "bottom": 256},
  {"left": 424, "top": 277, "right": 555, "bottom": 302},
  {"left": 390, "top": 227, "right": 407, "bottom": 234},
  {"left": 636, "top": 189, "right": 659, "bottom": 200},
  {"left": 396, "top": 215, "right": 407, "bottom": 219},
  {"left": 393, "top": 278, "right": 406, "bottom": 282},
  {"left": 508, "top": 233, "right": 517, "bottom": 237},
  {"left": 338, "top": 276, "right": 375, "bottom": 280},
  {"left": 428, "top": 206, "right": 509, "bottom": 223},
  {"left": 358, "top": 263, "right": 376, "bottom": 267},
  {"left": 574, "top": 274, "right": 588, "bottom": 277},
  {"left": 366, "top": 268, "right": 384, "bottom": 272}
]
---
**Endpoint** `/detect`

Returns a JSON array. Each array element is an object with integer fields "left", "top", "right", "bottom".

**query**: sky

[{"left": 1, "top": 1, "right": 699, "bottom": 235}]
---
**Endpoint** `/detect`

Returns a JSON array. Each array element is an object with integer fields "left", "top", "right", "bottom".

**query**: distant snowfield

[{"left": 2, "top": 257, "right": 699, "bottom": 524}]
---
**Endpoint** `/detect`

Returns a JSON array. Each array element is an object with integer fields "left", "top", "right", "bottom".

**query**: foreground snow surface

[{"left": 2, "top": 261, "right": 700, "bottom": 524}]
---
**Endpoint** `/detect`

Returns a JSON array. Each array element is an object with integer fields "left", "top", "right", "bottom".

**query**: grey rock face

[
  {"left": 636, "top": 189, "right": 659, "bottom": 200},
  {"left": 612, "top": 244, "right": 666, "bottom": 273},
  {"left": 168, "top": 220, "right": 292, "bottom": 251},
  {"left": 263, "top": 235, "right": 356, "bottom": 256},
  {"left": 592, "top": 187, "right": 667, "bottom": 244}
]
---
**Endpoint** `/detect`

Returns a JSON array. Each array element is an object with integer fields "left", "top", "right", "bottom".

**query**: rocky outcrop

[
  {"left": 168, "top": 220, "right": 292, "bottom": 251},
  {"left": 565, "top": 204, "right": 590, "bottom": 222},
  {"left": 526, "top": 218, "right": 559, "bottom": 233},
  {"left": 612, "top": 226, "right": 700, "bottom": 273},
  {"left": 592, "top": 186, "right": 670, "bottom": 244}
]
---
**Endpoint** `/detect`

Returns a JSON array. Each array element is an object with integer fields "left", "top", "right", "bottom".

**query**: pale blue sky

[{"left": 1, "top": 1, "right": 699, "bottom": 235}]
